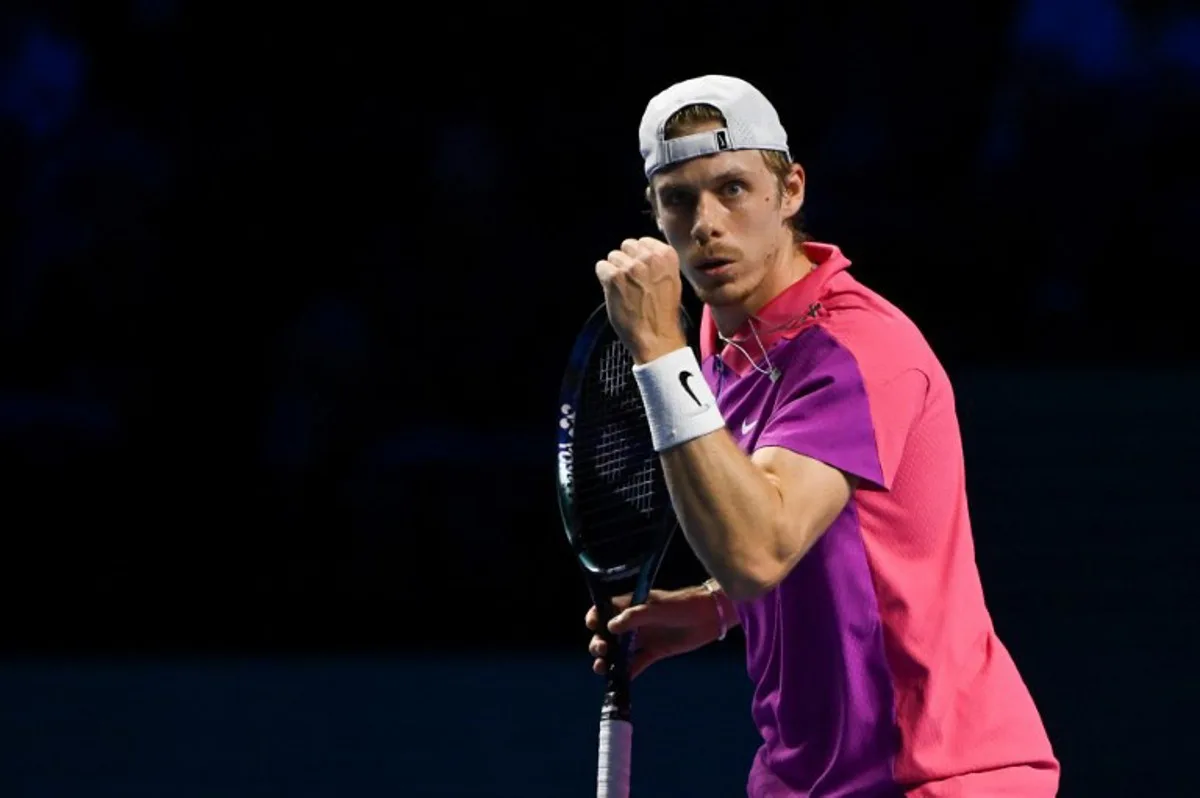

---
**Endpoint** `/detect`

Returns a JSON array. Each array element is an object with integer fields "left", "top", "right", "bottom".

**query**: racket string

[
  {"left": 575, "top": 427, "right": 660, "bottom": 513},
  {"left": 575, "top": 340, "right": 663, "bottom": 516},
  {"left": 570, "top": 336, "right": 673, "bottom": 562}
]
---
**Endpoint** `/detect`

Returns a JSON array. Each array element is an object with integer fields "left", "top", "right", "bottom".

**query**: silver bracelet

[{"left": 702, "top": 578, "right": 730, "bottom": 641}]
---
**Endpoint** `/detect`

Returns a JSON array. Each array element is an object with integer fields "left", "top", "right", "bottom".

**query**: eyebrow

[
  {"left": 709, "top": 168, "right": 751, "bottom": 184},
  {"left": 658, "top": 168, "right": 752, "bottom": 194}
]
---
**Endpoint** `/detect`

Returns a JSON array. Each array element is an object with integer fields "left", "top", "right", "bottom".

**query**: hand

[
  {"left": 594, "top": 237, "right": 687, "bottom": 364},
  {"left": 585, "top": 585, "right": 725, "bottom": 680}
]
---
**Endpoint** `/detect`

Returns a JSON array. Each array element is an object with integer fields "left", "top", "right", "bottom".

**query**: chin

[
  {"left": 695, "top": 280, "right": 753, "bottom": 308},
  {"left": 691, "top": 271, "right": 744, "bottom": 302}
]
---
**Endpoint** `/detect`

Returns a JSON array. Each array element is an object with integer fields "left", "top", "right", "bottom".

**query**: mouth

[{"left": 695, "top": 257, "right": 735, "bottom": 273}]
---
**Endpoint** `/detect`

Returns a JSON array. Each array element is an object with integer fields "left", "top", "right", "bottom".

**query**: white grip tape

[
  {"left": 631, "top": 347, "right": 725, "bottom": 452},
  {"left": 597, "top": 718, "right": 632, "bottom": 798}
]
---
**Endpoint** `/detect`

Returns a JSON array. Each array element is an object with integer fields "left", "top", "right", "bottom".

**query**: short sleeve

[
  {"left": 865, "top": 368, "right": 929, "bottom": 488},
  {"left": 754, "top": 327, "right": 924, "bottom": 490}
]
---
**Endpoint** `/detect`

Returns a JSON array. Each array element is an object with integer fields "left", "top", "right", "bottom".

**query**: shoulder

[
  {"left": 815, "top": 272, "right": 943, "bottom": 393},
  {"left": 765, "top": 274, "right": 950, "bottom": 489},
  {"left": 757, "top": 325, "right": 886, "bottom": 488}
]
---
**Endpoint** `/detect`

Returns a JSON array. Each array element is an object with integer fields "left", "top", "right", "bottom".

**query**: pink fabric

[{"left": 701, "top": 243, "right": 1060, "bottom": 796}]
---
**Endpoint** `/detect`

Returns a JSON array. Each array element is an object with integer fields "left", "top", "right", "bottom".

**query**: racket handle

[{"left": 597, "top": 717, "right": 632, "bottom": 798}]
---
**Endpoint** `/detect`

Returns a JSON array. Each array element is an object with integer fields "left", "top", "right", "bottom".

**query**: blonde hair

[{"left": 646, "top": 103, "right": 808, "bottom": 245}]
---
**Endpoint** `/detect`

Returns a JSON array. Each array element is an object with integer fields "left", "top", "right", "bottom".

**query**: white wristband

[{"left": 631, "top": 346, "right": 725, "bottom": 452}]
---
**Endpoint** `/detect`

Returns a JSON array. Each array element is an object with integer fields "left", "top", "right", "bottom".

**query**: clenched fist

[{"left": 595, "top": 237, "right": 688, "bottom": 364}]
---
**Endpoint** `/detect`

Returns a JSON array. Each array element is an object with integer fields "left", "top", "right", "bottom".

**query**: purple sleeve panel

[{"left": 753, "top": 326, "right": 886, "bottom": 489}]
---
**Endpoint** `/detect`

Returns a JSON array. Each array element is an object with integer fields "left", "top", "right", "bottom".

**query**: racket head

[{"left": 556, "top": 302, "right": 687, "bottom": 598}]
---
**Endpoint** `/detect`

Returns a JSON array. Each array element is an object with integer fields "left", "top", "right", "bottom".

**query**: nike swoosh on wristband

[{"left": 678, "top": 370, "right": 704, "bottom": 408}]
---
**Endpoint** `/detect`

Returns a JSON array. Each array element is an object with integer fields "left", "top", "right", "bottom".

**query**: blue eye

[{"left": 662, "top": 190, "right": 692, "bottom": 208}]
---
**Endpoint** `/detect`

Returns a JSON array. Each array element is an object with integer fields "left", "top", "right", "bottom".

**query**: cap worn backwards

[{"left": 638, "top": 75, "right": 790, "bottom": 179}]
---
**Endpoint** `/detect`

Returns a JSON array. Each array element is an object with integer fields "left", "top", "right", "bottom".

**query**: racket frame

[{"left": 555, "top": 303, "right": 688, "bottom": 769}]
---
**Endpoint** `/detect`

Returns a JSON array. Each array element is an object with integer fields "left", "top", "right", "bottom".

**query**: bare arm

[
  {"left": 662, "top": 433, "right": 855, "bottom": 601},
  {"left": 593, "top": 236, "right": 856, "bottom": 601}
]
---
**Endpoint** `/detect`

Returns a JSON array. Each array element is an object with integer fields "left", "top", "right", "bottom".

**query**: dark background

[{"left": 1, "top": 1, "right": 1197, "bottom": 796}]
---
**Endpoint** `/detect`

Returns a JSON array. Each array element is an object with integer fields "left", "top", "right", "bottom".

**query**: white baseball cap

[{"left": 638, "top": 75, "right": 790, "bottom": 178}]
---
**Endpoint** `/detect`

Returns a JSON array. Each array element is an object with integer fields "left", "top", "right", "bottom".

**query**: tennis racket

[{"left": 556, "top": 301, "right": 689, "bottom": 798}]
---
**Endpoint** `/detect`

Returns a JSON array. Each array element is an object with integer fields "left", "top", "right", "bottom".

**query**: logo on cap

[{"left": 715, "top": 130, "right": 730, "bottom": 150}]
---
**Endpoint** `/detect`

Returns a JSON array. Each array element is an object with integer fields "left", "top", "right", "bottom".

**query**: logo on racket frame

[
  {"left": 596, "top": 562, "right": 641, "bottom": 582},
  {"left": 559, "top": 403, "right": 576, "bottom": 438},
  {"left": 558, "top": 403, "right": 576, "bottom": 487}
]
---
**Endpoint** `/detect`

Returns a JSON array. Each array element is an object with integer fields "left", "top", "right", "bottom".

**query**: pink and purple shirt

[{"left": 699, "top": 242, "right": 1060, "bottom": 797}]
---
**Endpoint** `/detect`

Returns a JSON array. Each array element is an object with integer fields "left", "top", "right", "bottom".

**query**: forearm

[
  {"left": 662, "top": 431, "right": 788, "bottom": 600},
  {"left": 630, "top": 345, "right": 847, "bottom": 601}
]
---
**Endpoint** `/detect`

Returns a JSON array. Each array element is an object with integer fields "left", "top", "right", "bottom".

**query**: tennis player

[{"left": 585, "top": 75, "right": 1060, "bottom": 797}]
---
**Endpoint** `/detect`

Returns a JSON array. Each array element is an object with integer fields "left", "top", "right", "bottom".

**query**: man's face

[{"left": 650, "top": 136, "right": 801, "bottom": 311}]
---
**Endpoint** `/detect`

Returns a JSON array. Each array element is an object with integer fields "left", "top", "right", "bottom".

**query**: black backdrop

[{"left": 1, "top": 2, "right": 1197, "bottom": 795}]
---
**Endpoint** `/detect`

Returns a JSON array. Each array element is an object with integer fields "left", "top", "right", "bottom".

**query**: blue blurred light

[
  {"left": 1013, "top": 0, "right": 1133, "bottom": 83},
  {"left": 0, "top": 21, "right": 86, "bottom": 138}
]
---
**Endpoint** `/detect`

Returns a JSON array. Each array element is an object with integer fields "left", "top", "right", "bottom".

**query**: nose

[{"left": 691, "top": 192, "right": 723, "bottom": 246}]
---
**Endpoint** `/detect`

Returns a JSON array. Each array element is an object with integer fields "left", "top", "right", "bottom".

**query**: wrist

[
  {"left": 630, "top": 334, "right": 688, "bottom": 365},
  {"left": 631, "top": 347, "right": 725, "bottom": 452},
  {"left": 701, "top": 578, "right": 732, "bottom": 641}
]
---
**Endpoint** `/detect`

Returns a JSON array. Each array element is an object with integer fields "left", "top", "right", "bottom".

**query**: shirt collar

[{"left": 699, "top": 241, "right": 853, "bottom": 375}]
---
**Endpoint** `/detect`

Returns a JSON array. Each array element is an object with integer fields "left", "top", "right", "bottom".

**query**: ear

[{"left": 780, "top": 162, "right": 805, "bottom": 220}]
